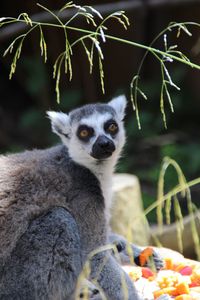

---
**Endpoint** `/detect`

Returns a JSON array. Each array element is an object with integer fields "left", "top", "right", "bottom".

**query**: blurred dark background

[{"left": 1, "top": 0, "right": 200, "bottom": 223}]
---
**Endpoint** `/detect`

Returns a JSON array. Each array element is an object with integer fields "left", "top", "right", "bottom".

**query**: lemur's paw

[
  {"left": 151, "top": 249, "right": 164, "bottom": 270},
  {"left": 134, "top": 248, "right": 164, "bottom": 271},
  {"left": 109, "top": 233, "right": 164, "bottom": 270},
  {"left": 79, "top": 280, "right": 101, "bottom": 300}
]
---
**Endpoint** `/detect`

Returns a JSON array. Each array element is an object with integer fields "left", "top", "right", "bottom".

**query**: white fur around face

[
  {"left": 67, "top": 111, "right": 125, "bottom": 222},
  {"left": 47, "top": 95, "right": 127, "bottom": 223},
  {"left": 68, "top": 111, "right": 125, "bottom": 174}
]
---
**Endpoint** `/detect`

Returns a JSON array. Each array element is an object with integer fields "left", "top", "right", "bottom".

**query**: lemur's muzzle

[{"left": 91, "top": 135, "right": 116, "bottom": 159}]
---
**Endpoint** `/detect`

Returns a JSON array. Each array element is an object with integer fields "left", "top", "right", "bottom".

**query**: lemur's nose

[
  {"left": 98, "top": 136, "right": 110, "bottom": 148},
  {"left": 91, "top": 135, "right": 116, "bottom": 159},
  {"left": 97, "top": 135, "right": 115, "bottom": 151},
  {"left": 91, "top": 135, "right": 115, "bottom": 159}
]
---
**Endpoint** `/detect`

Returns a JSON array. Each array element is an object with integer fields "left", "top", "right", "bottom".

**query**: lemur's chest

[{"left": 88, "top": 164, "right": 113, "bottom": 226}]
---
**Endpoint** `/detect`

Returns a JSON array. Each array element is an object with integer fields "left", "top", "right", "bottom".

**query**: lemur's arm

[
  {"left": 90, "top": 251, "right": 143, "bottom": 300},
  {"left": 80, "top": 232, "right": 163, "bottom": 300},
  {"left": 0, "top": 208, "right": 82, "bottom": 300},
  {"left": 109, "top": 232, "right": 164, "bottom": 270},
  {"left": 0, "top": 207, "right": 143, "bottom": 300}
]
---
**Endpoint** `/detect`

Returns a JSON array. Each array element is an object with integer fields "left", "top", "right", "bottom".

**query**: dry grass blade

[
  {"left": 39, "top": 25, "right": 47, "bottom": 62},
  {"left": 155, "top": 157, "right": 200, "bottom": 259}
]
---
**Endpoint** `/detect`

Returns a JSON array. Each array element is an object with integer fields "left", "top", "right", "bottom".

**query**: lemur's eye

[
  {"left": 80, "top": 129, "right": 89, "bottom": 138},
  {"left": 77, "top": 125, "right": 94, "bottom": 141},
  {"left": 104, "top": 120, "right": 118, "bottom": 135},
  {"left": 108, "top": 123, "right": 118, "bottom": 133}
]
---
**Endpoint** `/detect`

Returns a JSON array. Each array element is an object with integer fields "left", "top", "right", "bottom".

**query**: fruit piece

[
  {"left": 157, "top": 270, "right": 181, "bottom": 288},
  {"left": 189, "top": 286, "right": 200, "bottom": 292},
  {"left": 139, "top": 247, "right": 153, "bottom": 266},
  {"left": 174, "top": 263, "right": 188, "bottom": 273},
  {"left": 164, "top": 258, "right": 174, "bottom": 270},
  {"left": 179, "top": 266, "right": 193, "bottom": 276},
  {"left": 175, "top": 282, "right": 190, "bottom": 295},
  {"left": 142, "top": 267, "right": 155, "bottom": 279},
  {"left": 153, "top": 287, "right": 178, "bottom": 298},
  {"left": 174, "top": 295, "right": 192, "bottom": 300},
  {"left": 189, "top": 282, "right": 199, "bottom": 288},
  {"left": 190, "top": 268, "right": 200, "bottom": 285},
  {"left": 122, "top": 265, "right": 142, "bottom": 281},
  {"left": 148, "top": 275, "right": 156, "bottom": 281}
]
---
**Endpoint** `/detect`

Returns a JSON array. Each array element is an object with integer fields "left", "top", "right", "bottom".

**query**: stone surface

[
  {"left": 110, "top": 173, "right": 149, "bottom": 246},
  {"left": 110, "top": 173, "right": 199, "bottom": 258},
  {"left": 151, "top": 211, "right": 200, "bottom": 258}
]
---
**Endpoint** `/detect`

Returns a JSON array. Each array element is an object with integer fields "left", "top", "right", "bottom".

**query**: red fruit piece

[
  {"left": 189, "top": 282, "right": 199, "bottom": 288},
  {"left": 142, "top": 267, "right": 154, "bottom": 278},
  {"left": 179, "top": 266, "right": 193, "bottom": 276}
]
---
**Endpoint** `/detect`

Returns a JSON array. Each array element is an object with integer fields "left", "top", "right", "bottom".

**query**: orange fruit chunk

[
  {"left": 176, "top": 282, "right": 190, "bottom": 295},
  {"left": 164, "top": 257, "right": 174, "bottom": 270},
  {"left": 153, "top": 287, "right": 178, "bottom": 299},
  {"left": 139, "top": 247, "right": 153, "bottom": 266},
  {"left": 174, "top": 295, "right": 192, "bottom": 300}
]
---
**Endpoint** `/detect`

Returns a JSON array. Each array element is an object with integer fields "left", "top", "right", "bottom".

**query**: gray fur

[
  {"left": 0, "top": 145, "right": 105, "bottom": 264},
  {"left": 69, "top": 103, "right": 116, "bottom": 124},
  {"left": 0, "top": 207, "right": 82, "bottom": 300},
  {"left": 0, "top": 97, "right": 142, "bottom": 299}
]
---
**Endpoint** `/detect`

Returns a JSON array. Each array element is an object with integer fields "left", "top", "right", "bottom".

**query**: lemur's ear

[
  {"left": 108, "top": 95, "right": 127, "bottom": 120},
  {"left": 47, "top": 111, "right": 70, "bottom": 138}
]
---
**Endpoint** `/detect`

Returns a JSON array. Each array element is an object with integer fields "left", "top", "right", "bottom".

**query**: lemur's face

[
  {"left": 70, "top": 110, "right": 124, "bottom": 162},
  {"left": 47, "top": 95, "right": 126, "bottom": 168}
]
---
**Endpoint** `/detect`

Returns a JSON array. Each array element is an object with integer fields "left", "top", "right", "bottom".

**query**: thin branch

[
  {"left": 3, "top": 17, "right": 200, "bottom": 71},
  {"left": 1, "top": 3, "right": 200, "bottom": 123},
  {"left": 0, "top": 0, "right": 199, "bottom": 42}
]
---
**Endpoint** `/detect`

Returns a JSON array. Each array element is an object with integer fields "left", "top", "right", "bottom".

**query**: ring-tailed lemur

[{"left": 0, "top": 95, "right": 162, "bottom": 300}]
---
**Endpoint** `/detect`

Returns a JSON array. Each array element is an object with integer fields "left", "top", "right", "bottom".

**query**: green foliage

[
  {"left": 1, "top": 4, "right": 200, "bottom": 128},
  {"left": 161, "top": 143, "right": 200, "bottom": 176},
  {"left": 142, "top": 193, "right": 157, "bottom": 223},
  {"left": 20, "top": 57, "right": 48, "bottom": 97},
  {"left": 18, "top": 109, "right": 54, "bottom": 145},
  {"left": 58, "top": 89, "right": 82, "bottom": 111},
  {"left": 1, "top": 3, "right": 130, "bottom": 105}
]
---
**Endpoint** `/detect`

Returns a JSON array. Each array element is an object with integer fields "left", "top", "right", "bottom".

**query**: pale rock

[{"left": 110, "top": 173, "right": 149, "bottom": 246}]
